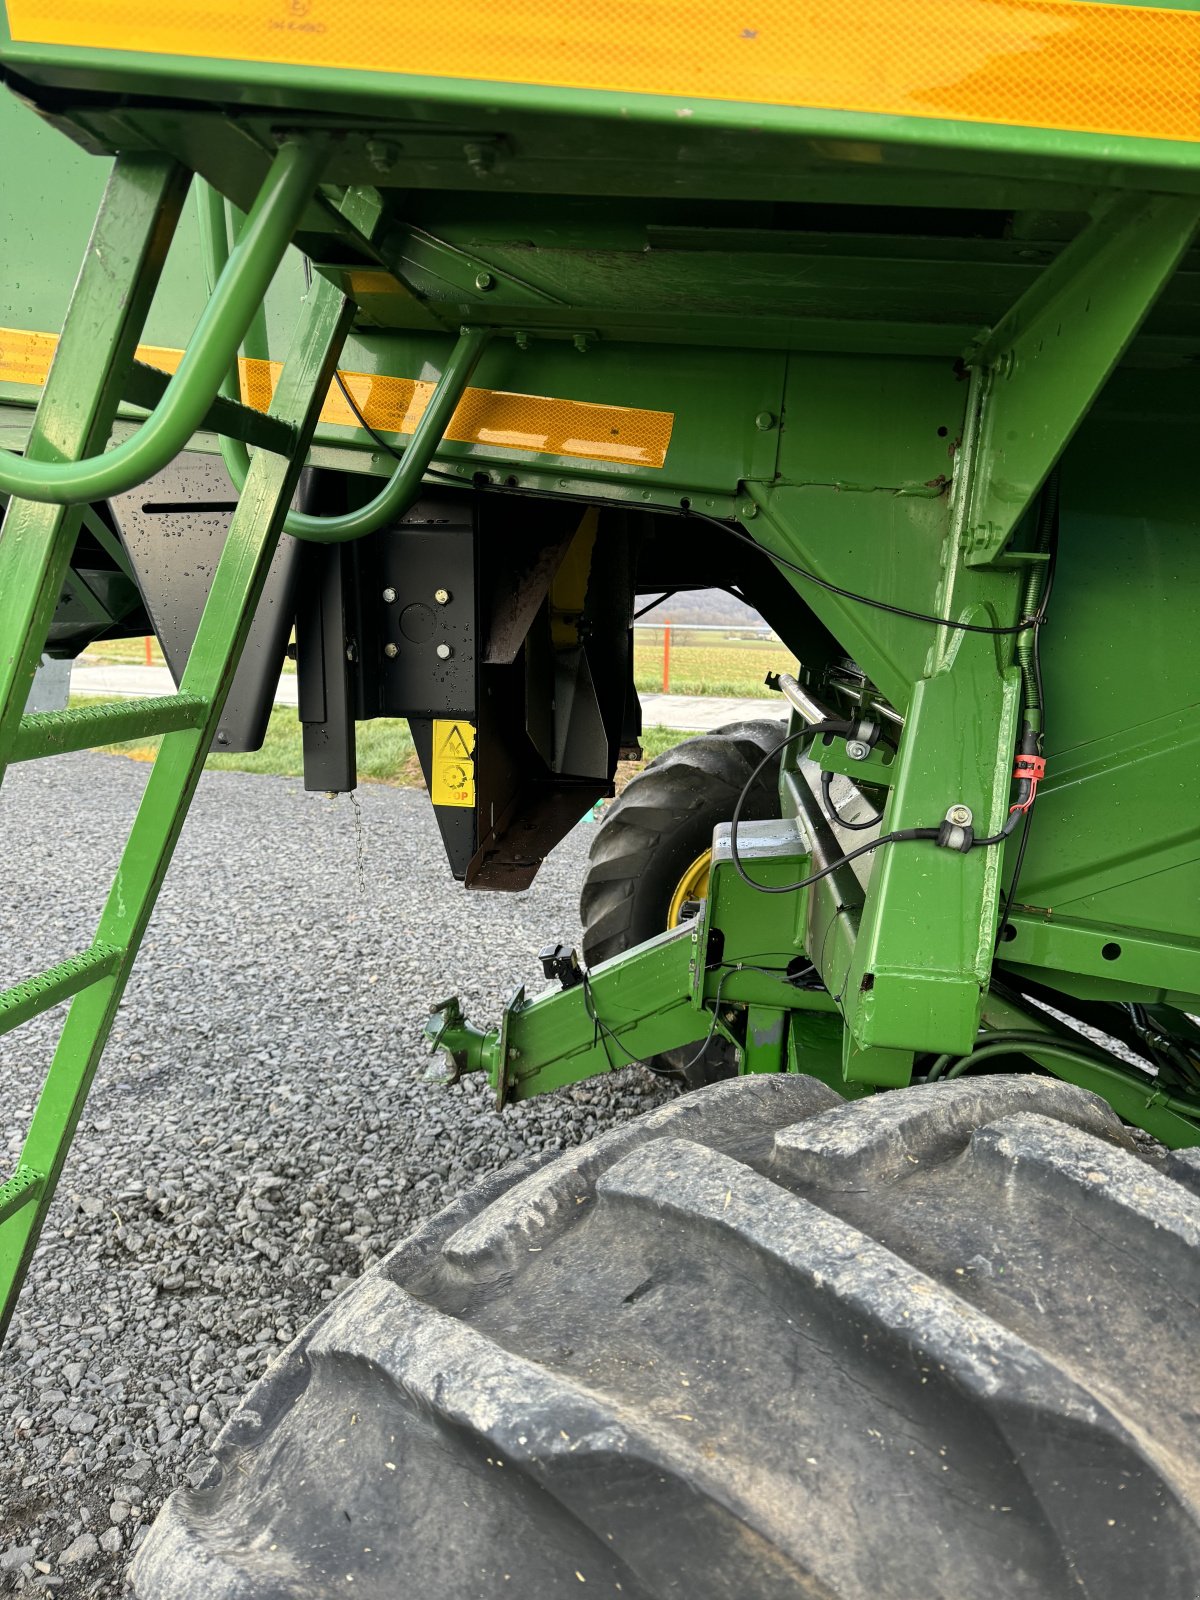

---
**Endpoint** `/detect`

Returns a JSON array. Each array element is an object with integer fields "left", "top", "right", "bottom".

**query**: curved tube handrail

[
  {"left": 199, "top": 181, "right": 491, "bottom": 542},
  {"left": 219, "top": 325, "right": 491, "bottom": 542},
  {"left": 0, "top": 142, "right": 325, "bottom": 507}
]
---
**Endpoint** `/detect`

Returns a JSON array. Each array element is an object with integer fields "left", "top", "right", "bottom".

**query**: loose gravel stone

[
  {"left": 57, "top": 1535, "right": 97, "bottom": 1567},
  {"left": 0, "top": 753, "right": 670, "bottom": 1595}
]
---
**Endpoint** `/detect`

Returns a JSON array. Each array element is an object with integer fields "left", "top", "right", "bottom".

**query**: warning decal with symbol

[{"left": 430, "top": 719, "right": 476, "bottom": 808}]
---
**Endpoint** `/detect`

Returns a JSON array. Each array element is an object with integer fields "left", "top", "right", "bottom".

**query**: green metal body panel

[{"left": 2, "top": 5, "right": 1200, "bottom": 1337}]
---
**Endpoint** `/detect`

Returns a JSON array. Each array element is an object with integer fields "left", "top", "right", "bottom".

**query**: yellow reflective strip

[
  {"left": 7, "top": 0, "right": 1200, "bottom": 145},
  {"left": 0, "top": 328, "right": 673, "bottom": 469}
]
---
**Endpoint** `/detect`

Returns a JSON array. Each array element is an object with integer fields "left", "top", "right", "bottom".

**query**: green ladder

[{"left": 0, "top": 148, "right": 354, "bottom": 1342}]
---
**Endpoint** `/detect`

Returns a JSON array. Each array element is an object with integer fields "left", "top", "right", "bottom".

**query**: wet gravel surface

[{"left": 0, "top": 753, "right": 669, "bottom": 1595}]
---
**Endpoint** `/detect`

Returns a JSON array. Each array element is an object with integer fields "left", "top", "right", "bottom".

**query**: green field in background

[
  {"left": 633, "top": 636, "right": 795, "bottom": 699},
  {"left": 83, "top": 634, "right": 795, "bottom": 699}
]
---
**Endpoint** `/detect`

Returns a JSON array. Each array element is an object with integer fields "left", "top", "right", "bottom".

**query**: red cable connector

[{"left": 1009, "top": 753, "right": 1046, "bottom": 815}]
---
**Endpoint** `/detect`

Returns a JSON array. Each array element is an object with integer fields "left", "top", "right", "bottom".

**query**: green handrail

[
  {"left": 0, "top": 142, "right": 323, "bottom": 506},
  {"left": 198, "top": 182, "right": 492, "bottom": 541}
]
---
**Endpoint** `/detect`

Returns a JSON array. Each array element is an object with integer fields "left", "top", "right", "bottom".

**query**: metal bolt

[
  {"left": 845, "top": 739, "right": 870, "bottom": 761},
  {"left": 436, "top": 643, "right": 453, "bottom": 660},
  {"left": 573, "top": 333, "right": 590, "bottom": 354},
  {"left": 755, "top": 411, "right": 776, "bottom": 432},
  {"left": 434, "top": 588, "right": 451, "bottom": 605},
  {"left": 384, "top": 642, "right": 398, "bottom": 659},
  {"left": 514, "top": 331, "right": 530, "bottom": 351},
  {"left": 474, "top": 271, "right": 494, "bottom": 292},
  {"left": 463, "top": 140, "right": 495, "bottom": 178},
  {"left": 382, "top": 586, "right": 396, "bottom": 603},
  {"left": 947, "top": 803, "right": 973, "bottom": 827},
  {"left": 215, "top": 731, "right": 229, "bottom": 746},
  {"left": 365, "top": 139, "right": 397, "bottom": 174},
  {"left": 345, "top": 643, "right": 357, "bottom": 663},
  {"left": 507, "top": 1047, "right": 518, "bottom": 1061}
]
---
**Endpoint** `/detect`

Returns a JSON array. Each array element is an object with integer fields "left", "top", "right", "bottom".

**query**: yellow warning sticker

[{"left": 430, "top": 719, "right": 476, "bottom": 808}]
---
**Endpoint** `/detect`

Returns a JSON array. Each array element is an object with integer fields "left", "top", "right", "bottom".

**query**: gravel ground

[{"left": 0, "top": 753, "right": 669, "bottom": 1595}]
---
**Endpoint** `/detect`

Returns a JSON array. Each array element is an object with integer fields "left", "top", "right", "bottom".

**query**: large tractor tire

[
  {"left": 133, "top": 1074, "right": 1200, "bottom": 1600},
  {"left": 580, "top": 718, "right": 787, "bottom": 1086}
]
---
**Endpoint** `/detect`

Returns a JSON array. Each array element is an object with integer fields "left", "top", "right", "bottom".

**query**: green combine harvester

[{"left": 3, "top": 1, "right": 1200, "bottom": 1592}]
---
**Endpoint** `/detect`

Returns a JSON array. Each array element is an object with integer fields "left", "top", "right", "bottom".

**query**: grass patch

[{"left": 83, "top": 696, "right": 697, "bottom": 788}]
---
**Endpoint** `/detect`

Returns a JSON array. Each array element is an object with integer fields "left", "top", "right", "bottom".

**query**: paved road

[{"left": 69, "top": 663, "right": 781, "bottom": 733}]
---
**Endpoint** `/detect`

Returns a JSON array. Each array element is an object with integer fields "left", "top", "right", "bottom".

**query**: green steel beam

[
  {"left": 0, "top": 255, "right": 354, "bottom": 1342},
  {"left": 962, "top": 193, "right": 1200, "bottom": 566},
  {"left": 1000, "top": 914, "right": 1200, "bottom": 1009}
]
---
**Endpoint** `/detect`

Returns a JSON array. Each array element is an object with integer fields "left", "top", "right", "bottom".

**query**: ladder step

[
  {"left": 10, "top": 693, "right": 207, "bottom": 763},
  {"left": 0, "top": 943, "right": 124, "bottom": 1037},
  {"left": 0, "top": 1165, "right": 44, "bottom": 1227}
]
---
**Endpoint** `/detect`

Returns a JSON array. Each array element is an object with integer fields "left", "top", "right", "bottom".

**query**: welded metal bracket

[{"left": 960, "top": 192, "right": 1200, "bottom": 567}]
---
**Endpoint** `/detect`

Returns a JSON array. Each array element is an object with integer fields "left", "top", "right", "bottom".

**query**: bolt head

[
  {"left": 382, "top": 586, "right": 396, "bottom": 604},
  {"left": 384, "top": 642, "right": 398, "bottom": 659},
  {"left": 947, "top": 803, "right": 973, "bottom": 827},
  {"left": 755, "top": 411, "right": 776, "bottom": 432},
  {"left": 436, "top": 643, "right": 453, "bottom": 660},
  {"left": 474, "top": 271, "right": 494, "bottom": 291},
  {"left": 845, "top": 739, "right": 870, "bottom": 762},
  {"left": 434, "top": 588, "right": 451, "bottom": 605}
]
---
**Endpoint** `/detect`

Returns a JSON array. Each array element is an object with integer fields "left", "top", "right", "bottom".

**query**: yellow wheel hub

[{"left": 667, "top": 848, "right": 713, "bottom": 928}]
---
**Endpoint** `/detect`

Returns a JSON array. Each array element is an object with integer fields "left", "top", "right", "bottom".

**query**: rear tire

[
  {"left": 134, "top": 1074, "right": 1200, "bottom": 1600},
  {"left": 580, "top": 718, "right": 787, "bottom": 1086}
]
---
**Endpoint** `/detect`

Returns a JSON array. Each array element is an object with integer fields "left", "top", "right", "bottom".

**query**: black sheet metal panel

[
  {"left": 108, "top": 455, "right": 300, "bottom": 753},
  {"left": 295, "top": 538, "right": 356, "bottom": 793}
]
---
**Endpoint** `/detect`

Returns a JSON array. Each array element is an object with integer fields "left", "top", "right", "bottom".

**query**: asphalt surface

[{"left": 0, "top": 753, "right": 669, "bottom": 1595}]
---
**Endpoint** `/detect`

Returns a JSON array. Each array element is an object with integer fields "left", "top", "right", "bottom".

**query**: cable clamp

[{"left": 937, "top": 804, "right": 975, "bottom": 853}]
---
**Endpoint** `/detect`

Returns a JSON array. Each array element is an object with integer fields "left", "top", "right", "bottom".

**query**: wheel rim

[{"left": 667, "top": 848, "right": 712, "bottom": 928}]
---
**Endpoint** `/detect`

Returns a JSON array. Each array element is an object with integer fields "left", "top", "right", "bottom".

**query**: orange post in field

[
  {"left": 144, "top": 635, "right": 153, "bottom": 666},
  {"left": 662, "top": 622, "right": 671, "bottom": 693}
]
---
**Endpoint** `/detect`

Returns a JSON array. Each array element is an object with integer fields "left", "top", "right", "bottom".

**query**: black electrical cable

[
  {"left": 673, "top": 967, "right": 737, "bottom": 1076},
  {"left": 683, "top": 507, "right": 1040, "bottom": 636},
  {"left": 634, "top": 591, "right": 677, "bottom": 620},
  {"left": 996, "top": 497, "right": 1060, "bottom": 943},
  {"left": 331, "top": 369, "right": 466, "bottom": 488},
  {"left": 580, "top": 966, "right": 638, "bottom": 1073},
  {"left": 578, "top": 963, "right": 742, "bottom": 1081},
  {"left": 819, "top": 768, "right": 883, "bottom": 831},
  {"left": 729, "top": 724, "right": 940, "bottom": 895}
]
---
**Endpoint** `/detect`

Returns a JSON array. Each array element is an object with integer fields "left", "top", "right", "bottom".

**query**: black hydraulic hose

[{"left": 1016, "top": 475, "right": 1059, "bottom": 739}]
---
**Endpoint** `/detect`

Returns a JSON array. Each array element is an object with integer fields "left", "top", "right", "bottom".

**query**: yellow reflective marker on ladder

[{"left": 431, "top": 719, "right": 476, "bottom": 808}]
